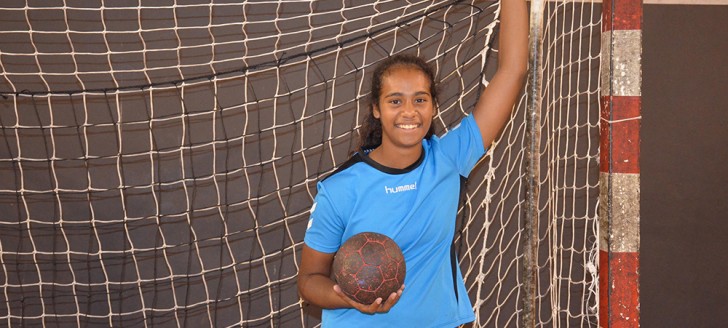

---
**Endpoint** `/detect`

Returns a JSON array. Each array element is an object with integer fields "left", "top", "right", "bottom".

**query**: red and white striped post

[{"left": 599, "top": 0, "right": 642, "bottom": 327}]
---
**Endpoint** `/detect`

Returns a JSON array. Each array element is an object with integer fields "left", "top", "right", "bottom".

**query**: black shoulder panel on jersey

[{"left": 319, "top": 153, "right": 364, "bottom": 183}]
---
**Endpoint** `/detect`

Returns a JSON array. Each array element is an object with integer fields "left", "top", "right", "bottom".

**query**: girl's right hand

[{"left": 332, "top": 284, "right": 405, "bottom": 314}]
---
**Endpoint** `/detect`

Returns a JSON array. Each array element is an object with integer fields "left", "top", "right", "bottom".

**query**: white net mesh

[{"left": 0, "top": 0, "right": 600, "bottom": 327}]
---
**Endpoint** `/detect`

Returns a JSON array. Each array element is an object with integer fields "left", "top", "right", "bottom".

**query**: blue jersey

[{"left": 304, "top": 115, "right": 485, "bottom": 328}]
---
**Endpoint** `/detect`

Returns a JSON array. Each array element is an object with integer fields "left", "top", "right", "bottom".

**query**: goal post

[{"left": 599, "top": 0, "right": 643, "bottom": 327}]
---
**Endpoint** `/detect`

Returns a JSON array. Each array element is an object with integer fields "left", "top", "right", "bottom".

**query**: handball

[{"left": 332, "top": 232, "right": 406, "bottom": 305}]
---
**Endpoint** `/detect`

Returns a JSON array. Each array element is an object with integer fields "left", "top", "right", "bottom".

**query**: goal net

[{"left": 0, "top": 0, "right": 601, "bottom": 327}]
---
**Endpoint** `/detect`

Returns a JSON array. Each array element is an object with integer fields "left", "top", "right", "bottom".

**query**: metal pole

[{"left": 522, "top": 0, "right": 546, "bottom": 326}]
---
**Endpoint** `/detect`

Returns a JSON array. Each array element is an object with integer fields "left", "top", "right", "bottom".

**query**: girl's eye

[
  {"left": 415, "top": 98, "right": 427, "bottom": 103},
  {"left": 389, "top": 99, "right": 401, "bottom": 105}
]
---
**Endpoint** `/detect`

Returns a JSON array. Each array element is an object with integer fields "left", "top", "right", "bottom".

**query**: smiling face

[{"left": 373, "top": 66, "right": 435, "bottom": 152}]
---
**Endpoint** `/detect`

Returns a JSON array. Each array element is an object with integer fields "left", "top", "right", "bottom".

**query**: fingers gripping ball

[{"left": 332, "top": 232, "right": 406, "bottom": 305}]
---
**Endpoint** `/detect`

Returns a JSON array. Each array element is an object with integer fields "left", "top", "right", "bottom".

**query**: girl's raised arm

[{"left": 472, "top": 0, "right": 529, "bottom": 147}]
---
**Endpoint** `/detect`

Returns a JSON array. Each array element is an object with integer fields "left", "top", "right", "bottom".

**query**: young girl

[{"left": 297, "top": 1, "right": 527, "bottom": 326}]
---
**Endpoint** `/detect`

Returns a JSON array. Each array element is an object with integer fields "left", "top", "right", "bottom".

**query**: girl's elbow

[
  {"left": 513, "top": 63, "right": 528, "bottom": 79},
  {"left": 297, "top": 274, "right": 309, "bottom": 301},
  {"left": 498, "top": 63, "right": 528, "bottom": 81}
]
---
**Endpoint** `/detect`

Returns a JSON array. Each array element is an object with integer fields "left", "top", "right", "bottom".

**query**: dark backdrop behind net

[{"left": 0, "top": 1, "right": 601, "bottom": 327}]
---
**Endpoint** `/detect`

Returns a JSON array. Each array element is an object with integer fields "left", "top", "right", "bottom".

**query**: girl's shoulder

[{"left": 319, "top": 152, "right": 370, "bottom": 186}]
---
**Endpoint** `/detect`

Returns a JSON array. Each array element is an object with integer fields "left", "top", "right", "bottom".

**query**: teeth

[{"left": 397, "top": 124, "right": 419, "bottom": 129}]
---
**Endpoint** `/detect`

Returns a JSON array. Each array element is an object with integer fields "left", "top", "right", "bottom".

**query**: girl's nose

[{"left": 401, "top": 101, "right": 417, "bottom": 116}]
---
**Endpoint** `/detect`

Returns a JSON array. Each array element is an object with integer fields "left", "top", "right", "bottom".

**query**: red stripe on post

[
  {"left": 599, "top": 250, "right": 640, "bottom": 328},
  {"left": 602, "top": 0, "right": 643, "bottom": 32},
  {"left": 611, "top": 252, "right": 640, "bottom": 328},
  {"left": 599, "top": 250, "right": 609, "bottom": 327},
  {"left": 600, "top": 96, "right": 641, "bottom": 174}
]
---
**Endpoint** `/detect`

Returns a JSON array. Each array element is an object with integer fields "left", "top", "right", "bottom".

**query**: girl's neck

[{"left": 367, "top": 143, "right": 423, "bottom": 169}]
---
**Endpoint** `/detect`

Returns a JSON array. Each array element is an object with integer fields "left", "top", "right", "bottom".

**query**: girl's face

[{"left": 373, "top": 67, "right": 434, "bottom": 151}]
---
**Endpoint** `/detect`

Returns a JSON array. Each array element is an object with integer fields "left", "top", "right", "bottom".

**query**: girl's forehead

[
  {"left": 383, "top": 64, "right": 425, "bottom": 77},
  {"left": 381, "top": 67, "right": 430, "bottom": 88}
]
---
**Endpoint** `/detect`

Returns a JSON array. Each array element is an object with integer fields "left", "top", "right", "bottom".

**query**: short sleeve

[
  {"left": 437, "top": 115, "right": 486, "bottom": 177},
  {"left": 303, "top": 182, "right": 345, "bottom": 253}
]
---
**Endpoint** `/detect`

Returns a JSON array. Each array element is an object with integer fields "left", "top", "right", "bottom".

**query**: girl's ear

[{"left": 372, "top": 104, "right": 381, "bottom": 119}]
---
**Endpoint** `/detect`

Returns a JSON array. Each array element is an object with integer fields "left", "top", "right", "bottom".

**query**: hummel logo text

[{"left": 384, "top": 182, "right": 417, "bottom": 194}]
